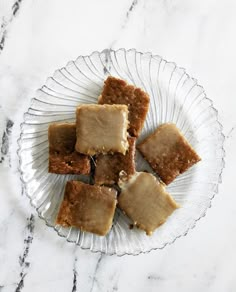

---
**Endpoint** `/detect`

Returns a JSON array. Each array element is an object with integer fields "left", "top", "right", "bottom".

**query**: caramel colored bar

[
  {"left": 56, "top": 181, "right": 117, "bottom": 236},
  {"left": 48, "top": 123, "right": 90, "bottom": 175},
  {"left": 118, "top": 172, "right": 179, "bottom": 235},
  {"left": 75, "top": 104, "right": 129, "bottom": 155},
  {"left": 94, "top": 137, "right": 136, "bottom": 185},
  {"left": 98, "top": 76, "right": 149, "bottom": 137},
  {"left": 137, "top": 123, "right": 201, "bottom": 184}
]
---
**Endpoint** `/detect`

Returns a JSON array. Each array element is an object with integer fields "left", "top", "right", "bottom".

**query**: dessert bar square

[
  {"left": 48, "top": 123, "right": 90, "bottom": 174},
  {"left": 118, "top": 172, "right": 179, "bottom": 235},
  {"left": 98, "top": 76, "right": 150, "bottom": 137},
  {"left": 56, "top": 181, "right": 117, "bottom": 236},
  {"left": 75, "top": 104, "right": 129, "bottom": 155},
  {"left": 137, "top": 123, "right": 201, "bottom": 184},
  {"left": 94, "top": 137, "right": 136, "bottom": 185}
]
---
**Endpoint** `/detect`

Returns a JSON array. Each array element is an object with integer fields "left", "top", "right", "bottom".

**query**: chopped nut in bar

[
  {"left": 98, "top": 76, "right": 149, "bottom": 137},
  {"left": 118, "top": 172, "right": 179, "bottom": 235},
  {"left": 137, "top": 123, "right": 201, "bottom": 185},
  {"left": 56, "top": 181, "right": 117, "bottom": 236},
  {"left": 48, "top": 123, "right": 90, "bottom": 175},
  {"left": 75, "top": 104, "right": 129, "bottom": 155},
  {"left": 94, "top": 137, "right": 136, "bottom": 185}
]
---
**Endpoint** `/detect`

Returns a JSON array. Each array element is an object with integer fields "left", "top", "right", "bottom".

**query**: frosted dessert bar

[
  {"left": 75, "top": 104, "right": 129, "bottom": 155},
  {"left": 118, "top": 172, "right": 179, "bottom": 235},
  {"left": 56, "top": 181, "right": 117, "bottom": 236},
  {"left": 137, "top": 123, "right": 201, "bottom": 184},
  {"left": 48, "top": 123, "right": 90, "bottom": 175}
]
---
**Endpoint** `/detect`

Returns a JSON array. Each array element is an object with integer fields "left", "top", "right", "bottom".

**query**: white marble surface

[{"left": 0, "top": 0, "right": 236, "bottom": 291}]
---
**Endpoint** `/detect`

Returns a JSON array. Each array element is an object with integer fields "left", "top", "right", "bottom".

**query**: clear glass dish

[{"left": 17, "top": 49, "right": 225, "bottom": 255}]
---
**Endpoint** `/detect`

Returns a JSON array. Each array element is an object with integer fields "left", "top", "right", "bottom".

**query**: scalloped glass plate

[{"left": 17, "top": 49, "right": 224, "bottom": 255}]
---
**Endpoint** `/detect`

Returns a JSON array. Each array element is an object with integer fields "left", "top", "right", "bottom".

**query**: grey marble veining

[
  {"left": 0, "top": 0, "right": 23, "bottom": 52},
  {"left": 0, "top": 118, "right": 13, "bottom": 166},
  {"left": 0, "top": 0, "right": 236, "bottom": 291},
  {"left": 15, "top": 214, "right": 35, "bottom": 292}
]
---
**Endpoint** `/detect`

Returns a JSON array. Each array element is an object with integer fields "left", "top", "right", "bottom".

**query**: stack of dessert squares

[{"left": 48, "top": 76, "right": 201, "bottom": 236}]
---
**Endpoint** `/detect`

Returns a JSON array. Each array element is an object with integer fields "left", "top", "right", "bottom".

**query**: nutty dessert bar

[
  {"left": 75, "top": 104, "right": 129, "bottom": 155},
  {"left": 98, "top": 76, "right": 150, "bottom": 137},
  {"left": 94, "top": 137, "right": 136, "bottom": 185},
  {"left": 48, "top": 123, "right": 90, "bottom": 174},
  {"left": 137, "top": 123, "right": 201, "bottom": 184},
  {"left": 118, "top": 172, "right": 179, "bottom": 235},
  {"left": 56, "top": 181, "right": 117, "bottom": 236}
]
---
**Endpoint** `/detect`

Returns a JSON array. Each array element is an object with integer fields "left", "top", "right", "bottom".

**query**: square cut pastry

[
  {"left": 75, "top": 104, "right": 129, "bottom": 155},
  {"left": 48, "top": 123, "right": 90, "bottom": 174},
  {"left": 98, "top": 76, "right": 150, "bottom": 137},
  {"left": 94, "top": 137, "right": 136, "bottom": 185},
  {"left": 137, "top": 123, "right": 201, "bottom": 185},
  {"left": 56, "top": 181, "right": 117, "bottom": 236},
  {"left": 118, "top": 172, "right": 179, "bottom": 235}
]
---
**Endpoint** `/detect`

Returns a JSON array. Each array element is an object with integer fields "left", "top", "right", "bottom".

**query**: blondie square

[
  {"left": 56, "top": 181, "right": 117, "bottom": 236},
  {"left": 75, "top": 104, "right": 129, "bottom": 155},
  {"left": 94, "top": 137, "right": 136, "bottom": 185},
  {"left": 137, "top": 123, "right": 201, "bottom": 184},
  {"left": 118, "top": 172, "right": 179, "bottom": 235},
  {"left": 98, "top": 76, "right": 150, "bottom": 137},
  {"left": 48, "top": 123, "right": 90, "bottom": 174}
]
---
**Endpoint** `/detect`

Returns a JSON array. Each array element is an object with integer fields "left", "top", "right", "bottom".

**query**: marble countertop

[{"left": 0, "top": 1, "right": 236, "bottom": 291}]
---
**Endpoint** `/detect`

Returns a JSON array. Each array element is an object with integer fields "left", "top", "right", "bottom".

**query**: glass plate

[{"left": 17, "top": 49, "right": 225, "bottom": 255}]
